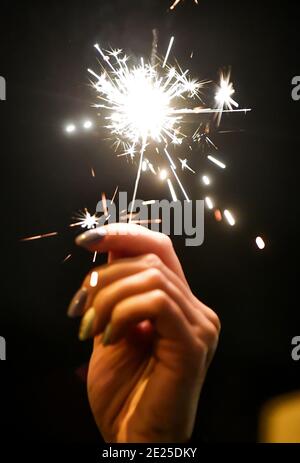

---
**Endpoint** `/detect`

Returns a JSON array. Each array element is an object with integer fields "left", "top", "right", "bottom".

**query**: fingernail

[
  {"left": 67, "top": 288, "right": 88, "bottom": 318},
  {"left": 102, "top": 323, "right": 112, "bottom": 346},
  {"left": 78, "top": 307, "right": 96, "bottom": 341},
  {"left": 75, "top": 227, "right": 106, "bottom": 248}
]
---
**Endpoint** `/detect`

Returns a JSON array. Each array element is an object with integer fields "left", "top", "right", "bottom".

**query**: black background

[{"left": 0, "top": 0, "right": 299, "bottom": 443}]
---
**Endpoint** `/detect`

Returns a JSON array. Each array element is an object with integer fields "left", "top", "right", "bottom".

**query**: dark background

[{"left": 0, "top": 0, "right": 299, "bottom": 443}]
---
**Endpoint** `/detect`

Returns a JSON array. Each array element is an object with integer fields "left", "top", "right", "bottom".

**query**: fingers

[
  {"left": 75, "top": 223, "right": 187, "bottom": 283},
  {"left": 106, "top": 290, "right": 193, "bottom": 345},
  {"left": 81, "top": 266, "right": 202, "bottom": 340},
  {"left": 68, "top": 253, "right": 191, "bottom": 319}
]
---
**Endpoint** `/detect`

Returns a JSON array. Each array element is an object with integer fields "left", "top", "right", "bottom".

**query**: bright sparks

[
  {"left": 256, "top": 236, "right": 265, "bottom": 250},
  {"left": 224, "top": 209, "right": 236, "bottom": 226},
  {"left": 83, "top": 120, "right": 93, "bottom": 129},
  {"left": 207, "top": 155, "right": 226, "bottom": 169},
  {"left": 202, "top": 175, "right": 210, "bottom": 185},
  {"left": 170, "top": 0, "right": 198, "bottom": 10},
  {"left": 215, "top": 71, "right": 238, "bottom": 125},
  {"left": 66, "top": 123, "right": 76, "bottom": 133},
  {"left": 89, "top": 42, "right": 202, "bottom": 148},
  {"left": 88, "top": 38, "right": 249, "bottom": 220},
  {"left": 205, "top": 197, "right": 214, "bottom": 210},
  {"left": 159, "top": 169, "right": 168, "bottom": 181},
  {"left": 90, "top": 271, "right": 98, "bottom": 287},
  {"left": 70, "top": 210, "right": 99, "bottom": 229}
]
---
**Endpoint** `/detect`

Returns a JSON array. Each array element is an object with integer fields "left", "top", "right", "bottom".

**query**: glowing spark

[
  {"left": 65, "top": 124, "right": 76, "bottom": 133},
  {"left": 62, "top": 254, "right": 72, "bottom": 263},
  {"left": 224, "top": 209, "right": 235, "bottom": 226},
  {"left": 214, "top": 209, "right": 222, "bottom": 221},
  {"left": 93, "top": 251, "right": 98, "bottom": 262},
  {"left": 89, "top": 39, "right": 249, "bottom": 210},
  {"left": 21, "top": 232, "right": 58, "bottom": 241},
  {"left": 167, "top": 178, "right": 178, "bottom": 201},
  {"left": 111, "top": 186, "right": 119, "bottom": 203},
  {"left": 91, "top": 167, "right": 96, "bottom": 177},
  {"left": 215, "top": 71, "right": 239, "bottom": 125},
  {"left": 205, "top": 197, "right": 214, "bottom": 210},
  {"left": 163, "top": 36, "right": 174, "bottom": 68},
  {"left": 70, "top": 210, "right": 98, "bottom": 229},
  {"left": 131, "top": 219, "right": 162, "bottom": 225},
  {"left": 256, "top": 236, "right": 265, "bottom": 250},
  {"left": 170, "top": 0, "right": 198, "bottom": 10},
  {"left": 202, "top": 175, "right": 210, "bottom": 185},
  {"left": 207, "top": 155, "right": 226, "bottom": 169},
  {"left": 142, "top": 200, "right": 156, "bottom": 205},
  {"left": 171, "top": 165, "right": 190, "bottom": 202},
  {"left": 179, "top": 158, "right": 195, "bottom": 174},
  {"left": 159, "top": 169, "right": 168, "bottom": 181},
  {"left": 102, "top": 192, "right": 109, "bottom": 217},
  {"left": 83, "top": 120, "right": 93, "bottom": 129},
  {"left": 90, "top": 271, "right": 98, "bottom": 287}
]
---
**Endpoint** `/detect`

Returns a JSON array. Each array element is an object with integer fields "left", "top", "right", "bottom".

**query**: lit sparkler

[{"left": 88, "top": 38, "right": 250, "bottom": 219}]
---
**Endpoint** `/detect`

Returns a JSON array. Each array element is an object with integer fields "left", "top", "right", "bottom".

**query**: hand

[{"left": 69, "top": 223, "right": 220, "bottom": 443}]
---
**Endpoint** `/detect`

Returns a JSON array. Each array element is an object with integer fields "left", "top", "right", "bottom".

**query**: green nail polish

[{"left": 102, "top": 323, "right": 112, "bottom": 346}]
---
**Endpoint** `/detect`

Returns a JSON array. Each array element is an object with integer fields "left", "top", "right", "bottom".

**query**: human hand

[{"left": 68, "top": 223, "right": 220, "bottom": 443}]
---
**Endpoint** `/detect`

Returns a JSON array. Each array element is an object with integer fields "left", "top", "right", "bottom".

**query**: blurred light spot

[
  {"left": 202, "top": 175, "right": 210, "bottom": 185},
  {"left": 205, "top": 197, "right": 214, "bottom": 210},
  {"left": 90, "top": 271, "right": 98, "bottom": 288},
  {"left": 207, "top": 155, "right": 226, "bottom": 169},
  {"left": 65, "top": 123, "right": 76, "bottom": 133},
  {"left": 214, "top": 209, "right": 222, "bottom": 221},
  {"left": 83, "top": 120, "right": 92, "bottom": 129},
  {"left": 224, "top": 209, "right": 235, "bottom": 226},
  {"left": 159, "top": 169, "right": 168, "bottom": 181},
  {"left": 256, "top": 236, "right": 265, "bottom": 250}
]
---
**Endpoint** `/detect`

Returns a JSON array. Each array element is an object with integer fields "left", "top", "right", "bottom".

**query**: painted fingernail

[
  {"left": 67, "top": 288, "right": 88, "bottom": 318},
  {"left": 102, "top": 323, "right": 112, "bottom": 346},
  {"left": 78, "top": 307, "right": 96, "bottom": 341},
  {"left": 75, "top": 227, "right": 106, "bottom": 248}
]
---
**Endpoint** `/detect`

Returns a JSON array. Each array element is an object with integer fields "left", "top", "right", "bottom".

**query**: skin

[{"left": 74, "top": 223, "right": 220, "bottom": 443}]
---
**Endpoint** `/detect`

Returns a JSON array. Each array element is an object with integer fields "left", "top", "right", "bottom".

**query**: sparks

[
  {"left": 89, "top": 38, "right": 249, "bottom": 214},
  {"left": 207, "top": 155, "right": 226, "bottom": 169},
  {"left": 21, "top": 231, "right": 59, "bottom": 241},
  {"left": 70, "top": 209, "right": 99, "bottom": 229},
  {"left": 215, "top": 71, "right": 239, "bottom": 125},
  {"left": 170, "top": 0, "right": 198, "bottom": 11},
  {"left": 205, "top": 197, "right": 214, "bottom": 210},
  {"left": 65, "top": 123, "right": 76, "bottom": 133},
  {"left": 224, "top": 209, "right": 236, "bottom": 226},
  {"left": 202, "top": 175, "right": 210, "bottom": 185},
  {"left": 83, "top": 120, "right": 93, "bottom": 129},
  {"left": 256, "top": 236, "right": 265, "bottom": 250},
  {"left": 179, "top": 158, "right": 195, "bottom": 173}
]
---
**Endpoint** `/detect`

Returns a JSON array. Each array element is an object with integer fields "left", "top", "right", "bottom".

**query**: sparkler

[
  {"left": 88, "top": 37, "right": 250, "bottom": 221},
  {"left": 22, "top": 34, "right": 255, "bottom": 257}
]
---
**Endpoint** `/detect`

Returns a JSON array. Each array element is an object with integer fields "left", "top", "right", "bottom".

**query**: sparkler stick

[{"left": 129, "top": 137, "right": 147, "bottom": 221}]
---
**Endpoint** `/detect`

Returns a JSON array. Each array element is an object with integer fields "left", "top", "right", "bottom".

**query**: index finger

[{"left": 75, "top": 222, "right": 187, "bottom": 283}]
